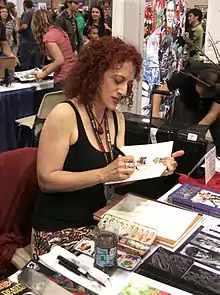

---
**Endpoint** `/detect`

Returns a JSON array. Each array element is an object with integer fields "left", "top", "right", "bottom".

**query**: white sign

[
  {"left": 205, "top": 146, "right": 216, "bottom": 184},
  {"left": 38, "top": 3, "right": 47, "bottom": 9}
]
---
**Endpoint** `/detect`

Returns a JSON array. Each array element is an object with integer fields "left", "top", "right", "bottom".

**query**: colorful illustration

[
  {"left": 119, "top": 273, "right": 171, "bottom": 295},
  {"left": 169, "top": 184, "right": 220, "bottom": 218},
  {"left": 142, "top": 0, "right": 187, "bottom": 117},
  {"left": 117, "top": 250, "right": 141, "bottom": 271},
  {"left": 75, "top": 238, "right": 95, "bottom": 257},
  {"left": 25, "top": 261, "right": 96, "bottom": 295},
  {"left": 191, "top": 190, "right": 220, "bottom": 208}
]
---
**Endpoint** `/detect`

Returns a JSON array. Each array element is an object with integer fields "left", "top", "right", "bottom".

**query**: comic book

[
  {"left": 168, "top": 183, "right": 220, "bottom": 218},
  {"left": 0, "top": 279, "right": 34, "bottom": 295}
]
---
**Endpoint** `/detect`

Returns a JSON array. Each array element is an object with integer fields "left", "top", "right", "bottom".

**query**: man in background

[
  {"left": 103, "top": 1, "right": 112, "bottom": 29},
  {"left": 75, "top": 3, "right": 85, "bottom": 40},
  {"left": 56, "top": 0, "right": 81, "bottom": 53},
  {"left": 187, "top": 8, "right": 204, "bottom": 61},
  {"left": 152, "top": 63, "right": 220, "bottom": 155},
  {"left": 18, "top": 0, "right": 40, "bottom": 70}
]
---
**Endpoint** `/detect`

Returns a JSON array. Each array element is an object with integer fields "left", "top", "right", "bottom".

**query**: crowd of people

[{"left": 0, "top": 0, "right": 113, "bottom": 86}]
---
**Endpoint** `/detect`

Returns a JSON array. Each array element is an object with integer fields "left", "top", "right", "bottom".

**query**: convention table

[
  {"left": 9, "top": 182, "right": 220, "bottom": 295},
  {"left": 0, "top": 80, "right": 53, "bottom": 153}
]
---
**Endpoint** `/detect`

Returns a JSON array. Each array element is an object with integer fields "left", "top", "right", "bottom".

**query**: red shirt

[{"left": 43, "top": 26, "right": 77, "bottom": 84}]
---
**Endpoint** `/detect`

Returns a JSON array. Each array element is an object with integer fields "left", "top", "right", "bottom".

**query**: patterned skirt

[{"left": 32, "top": 226, "right": 95, "bottom": 260}]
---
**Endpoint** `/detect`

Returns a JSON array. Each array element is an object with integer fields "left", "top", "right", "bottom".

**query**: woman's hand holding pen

[{"left": 101, "top": 155, "right": 135, "bottom": 183}]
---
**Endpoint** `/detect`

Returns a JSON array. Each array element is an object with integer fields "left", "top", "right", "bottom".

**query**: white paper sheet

[
  {"left": 107, "top": 194, "right": 200, "bottom": 243},
  {"left": 106, "top": 141, "right": 173, "bottom": 184},
  {"left": 39, "top": 246, "right": 131, "bottom": 295}
]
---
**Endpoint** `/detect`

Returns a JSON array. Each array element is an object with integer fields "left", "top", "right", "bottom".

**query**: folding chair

[{"left": 16, "top": 90, "right": 65, "bottom": 146}]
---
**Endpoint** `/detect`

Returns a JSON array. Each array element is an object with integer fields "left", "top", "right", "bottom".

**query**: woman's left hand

[{"left": 162, "top": 150, "right": 185, "bottom": 176}]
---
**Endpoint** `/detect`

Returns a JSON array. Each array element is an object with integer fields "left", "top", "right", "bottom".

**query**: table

[
  {"left": 9, "top": 183, "right": 220, "bottom": 295},
  {"left": 0, "top": 80, "right": 53, "bottom": 153}
]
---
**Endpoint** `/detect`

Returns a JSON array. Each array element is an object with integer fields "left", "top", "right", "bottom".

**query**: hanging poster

[{"left": 142, "top": 0, "right": 187, "bottom": 116}]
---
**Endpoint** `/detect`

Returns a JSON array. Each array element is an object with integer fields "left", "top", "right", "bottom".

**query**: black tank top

[{"left": 33, "top": 101, "right": 118, "bottom": 231}]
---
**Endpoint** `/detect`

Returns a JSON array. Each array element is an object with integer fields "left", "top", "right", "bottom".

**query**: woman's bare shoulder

[{"left": 43, "top": 101, "right": 77, "bottom": 131}]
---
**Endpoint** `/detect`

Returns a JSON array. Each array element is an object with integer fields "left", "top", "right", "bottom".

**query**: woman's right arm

[
  {"left": 38, "top": 104, "right": 135, "bottom": 193},
  {"left": 38, "top": 103, "right": 105, "bottom": 192}
]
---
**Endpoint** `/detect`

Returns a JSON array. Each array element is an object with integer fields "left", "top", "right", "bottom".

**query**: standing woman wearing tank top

[
  {"left": 32, "top": 37, "right": 183, "bottom": 258},
  {"left": 31, "top": 9, "right": 77, "bottom": 91}
]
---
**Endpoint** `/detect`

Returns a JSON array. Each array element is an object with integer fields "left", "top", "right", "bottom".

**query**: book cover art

[
  {"left": 0, "top": 279, "right": 34, "bottom": 295},
  {"left": 24, "top": 261, "right": 96, "bottom": 295},
  {"left": 136, "top": 247, "right": 220, "bottom": 294},
  {"left": 169, "top": 183, "right": 220, "bottom": 218},
  {"left": 119, "top": 273, "right": 171, "bottom": 295},
  {"left": 178, "top": 226, "right": 220, "bottom": 273}
]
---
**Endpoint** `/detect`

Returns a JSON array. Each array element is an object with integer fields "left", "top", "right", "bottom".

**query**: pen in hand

[{"left": 112, "top": 145, "right": 138, "bottom": 170}]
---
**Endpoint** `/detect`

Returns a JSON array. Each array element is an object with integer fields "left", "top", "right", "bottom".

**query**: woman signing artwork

[{"left": 32, "top": 37, "right": 184, "bottom": 259}]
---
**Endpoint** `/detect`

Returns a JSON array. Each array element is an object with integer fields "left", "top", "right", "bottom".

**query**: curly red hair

[{"left": 65, "top": 37, "right": 142, "bottom": 107}]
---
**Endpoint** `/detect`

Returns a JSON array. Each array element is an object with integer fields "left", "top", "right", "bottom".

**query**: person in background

[
  {"left": 32, "top": 9, "right": 77, "bottom": 91},
  {"left": 103, "top": 1, "right": 112, "bottom": 29},
  {"left": 18, "top": 0, "right": 40, "bottom": 70},
  {"left": 6, "top": 2, "right": 17, "bottom": 22},
  {"left": 152, "top": 65, "right": 220, "bottom": 155},
  {"left": 6, "top": 2, "right": 18, "bottom": 51},
  {"left": 87, "top": 25, "right": 99, "bottom": 41},
  {"left": 31, "top": 36, "right": 183, "bottom": 258},
  {"left": 187, "top": 8, "right": 204, "bottom": 61},
  {"left": 0, "top": 19, "right": 18, "bottom": 62},
  {"left": 75, "top": 3, "right": 85, "bottom": 39},
  {"left": 56, "top": 0, "right": 81, "bottom": 54},
  {"left": 83, "top": 5, "right": 111, "bottom": 41},
  {"left": 0, "top": 6, "right": 16, "bottom": 51}
]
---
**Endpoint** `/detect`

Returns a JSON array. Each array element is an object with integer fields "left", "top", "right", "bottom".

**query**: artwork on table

[
  {"left": 142, "top": 0, "right": 187, "bottom": 117},
  {"left": 178, "top": 225, "right": 220, "bottom": 273},
  {"left": 119, "top": 273, "right": 171, "bottom": 295}
]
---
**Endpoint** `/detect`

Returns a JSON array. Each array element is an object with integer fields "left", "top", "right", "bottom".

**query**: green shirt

[
  {"left": 75, "top": 12, "right": 85, "bottom": 39},
  {"left": 189, "top": 23, "right": 204, "bottom": 61}
]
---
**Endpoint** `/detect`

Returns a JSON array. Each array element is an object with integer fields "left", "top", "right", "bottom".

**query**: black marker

[
  {"left": 57, "top": 255, "right": 86, "bottom": 277},
  {"left": 112, "top": 145, "right": 138, "bottom": 170},
  {"left": 112, "top": 145, "right": 126, "bottom": 157},
  {"left": 57, "top": 255, "right": 106, "bottom": 287}
]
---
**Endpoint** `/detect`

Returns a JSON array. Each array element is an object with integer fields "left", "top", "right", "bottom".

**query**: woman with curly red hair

[{"left": 32, "top": 37, "right": 183, "bottom": 258}]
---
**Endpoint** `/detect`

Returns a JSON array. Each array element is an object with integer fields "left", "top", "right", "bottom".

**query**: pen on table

[
  {"left": 57, "top": 255, "right": 106, "bottom": 287},
  {"left": 57, "top": 255, "right": 86, "bottom": 277}
]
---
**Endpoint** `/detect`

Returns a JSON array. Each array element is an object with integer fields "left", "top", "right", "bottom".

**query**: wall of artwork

[{"left": 142, "top": 0, "right": 187, "bottom": 116}]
